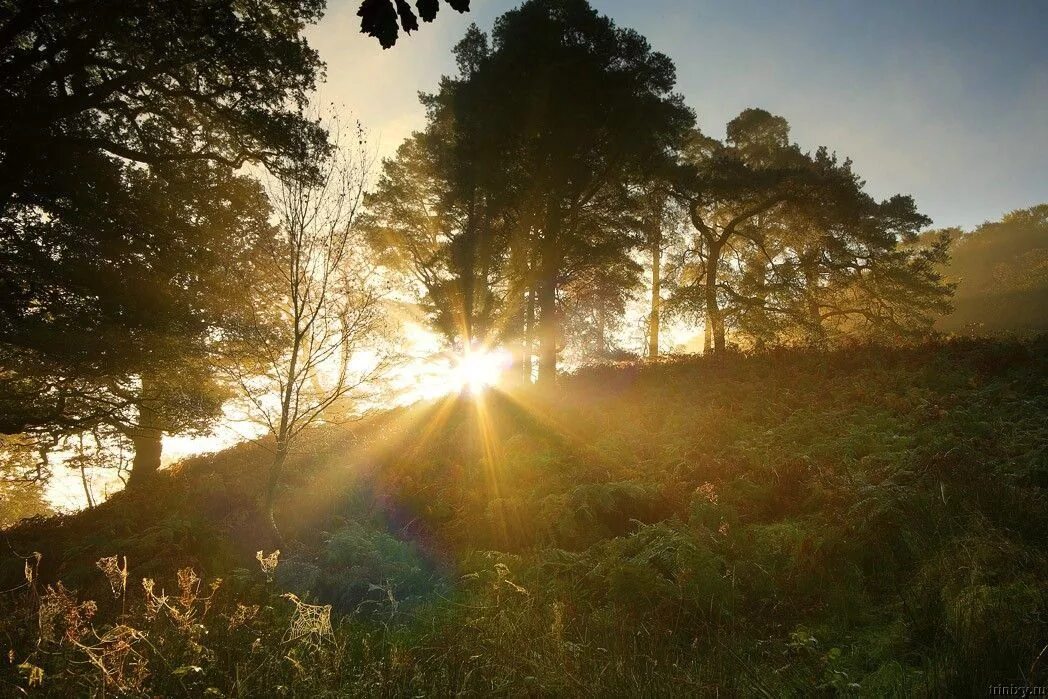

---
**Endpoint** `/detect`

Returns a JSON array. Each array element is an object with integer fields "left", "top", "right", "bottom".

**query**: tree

[
  {"left": 674, "top": 110, "right": 811, "bottom": 353},
  {"left": 360, "top": 133, "right": 459, "bottom": 338},
  {"left": 358, "top": 0, "right": 471, "bottom": 49},
  {"left": 719, "top": 147, "right": 953, "bottom": 347},
  {"left": 561, "top": 257, "right": 641, "bottom": 362},
  {"left": 360, "top": 125, "right": 509, "bottom": 351},
  {"left": 0, "top": 160, "right": 279, "bottom": 487},
  {"left": 646, "top": 196, "right": 665, "bottom": 359},
  {"left": 365, "top": 4, "right": 693, "bottom": 380},
  {"left": 361, "top": 26, "right": 518, "bottom": 357},
  {"left": 224, "top": 125, "right": 391, "bottom": 543},
  {"left": 0, "top": 0, "right": 329, "bottom": 487},
  {"left": 431, "top": 1, "right": 693, "bottom": 382},
  {"left": 641, "top": 186, "right": 689, "bottom": 358},
  {"left": 674, "top": 110, "right": 952, "bottom": 350}
]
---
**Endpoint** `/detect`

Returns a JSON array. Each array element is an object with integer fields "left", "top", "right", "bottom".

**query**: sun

[{"left": 452, "top": 348, "right": 512, "bottom": 395}]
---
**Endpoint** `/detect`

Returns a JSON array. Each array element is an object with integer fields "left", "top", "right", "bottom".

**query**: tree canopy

[
  {"left": 0, "top": 0, "right": 327, "bottom": 195},
  {"left": 669, "top": 109, "right": 952, "bottom": 352}
]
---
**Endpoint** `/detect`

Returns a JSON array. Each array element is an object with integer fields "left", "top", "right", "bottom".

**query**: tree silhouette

[
  {"left": 426, "top": 2, "right": 692, "bottom": 380},
  {"left": 362, "top": 26, "right": 516, "bottom": 355},
  {"left": 366, "top": 3, "right": 695, "bottom": 377}
]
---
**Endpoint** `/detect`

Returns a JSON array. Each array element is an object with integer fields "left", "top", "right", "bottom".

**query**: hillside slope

[{"left": 2, "top": 338, "right": 1047, "bottom": 696}]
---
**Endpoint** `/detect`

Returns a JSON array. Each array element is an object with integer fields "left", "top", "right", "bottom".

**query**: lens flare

[{"left": 453, "top": 349, "right": 511, "bottom": 394}]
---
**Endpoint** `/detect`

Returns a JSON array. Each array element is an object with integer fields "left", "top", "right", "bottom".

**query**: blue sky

[{"left": 309, "top": 0, "right": 1047, "bottom": 230}]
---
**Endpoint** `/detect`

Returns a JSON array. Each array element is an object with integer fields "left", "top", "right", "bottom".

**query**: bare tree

[{"left": 225, "top": 120, "right": 392, "bottom": 543}]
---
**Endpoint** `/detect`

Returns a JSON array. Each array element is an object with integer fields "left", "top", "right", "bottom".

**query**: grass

[{"left": 1, "top": 337, "right": 1046, "bottom": 696}]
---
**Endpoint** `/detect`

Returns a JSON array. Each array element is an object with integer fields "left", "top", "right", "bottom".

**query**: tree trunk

[
  {"left": 536, "top": 276, "right": 557, "bottom": 385},
  {"left": 127, "top": 373, "right": 162, "bottom": 490},
  {"left": 522, "top": 286, "right": 535, "bottom": 383},
  {"left": 803, "top": 263, "right": 826, "bottom": 347},
  {"left": 705, "top": 242, "right": 726, "bottom": 353},
  {"left": 596, "top": 303, "right": 608, "bottom": 357},
  {"left": 80, "top": 463, "right": 94, "bottom": 508},
  {"left": 77, "top": 434, "right": 95, "bottom": 508},
  {"left": 537, "top": 207, "right": 560, "bottom": 385},
  {"left": 648, "top": 228, "right": 662, "bottom": 359},
  {"left": 264, "top": 443, "right": 288, "bottom": 546}
]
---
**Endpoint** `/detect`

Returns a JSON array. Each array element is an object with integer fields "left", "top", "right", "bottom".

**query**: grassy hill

[{"left": 2, "top": 338, "right": 1047, "bottom": 696}]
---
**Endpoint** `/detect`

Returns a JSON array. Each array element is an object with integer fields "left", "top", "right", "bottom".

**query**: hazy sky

[{"left": 308, "top": 0, "right": 1047, "bottom": 231}]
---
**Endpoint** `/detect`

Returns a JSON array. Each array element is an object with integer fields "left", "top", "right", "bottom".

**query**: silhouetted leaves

[
  {"left": 358, "top": 0, "right": 400, "bottom": 48},
  {"left": 397, "top": 0, "right": 420, "bottom": 34},
  {"left": 358, "top": 0, "right": 471, "bottom": 48},
  {"left": 417, "top": 0, "right": 440, "bottom": 22}
]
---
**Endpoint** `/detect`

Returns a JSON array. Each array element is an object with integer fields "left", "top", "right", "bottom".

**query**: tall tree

[
  {"left": 674, "top": 110, "right": 952, "bottom": 350},
  {"left": 0, "top": 0, "right": 329, "bottom": 485},
  {"left": 448, "top": 0, "right": 693, "bottom": 382},
  {"left": 362, "top": 26, "right": 516, "bottom": 354},
  {"left": 721, "top": 147, "right": 952, "bottom": 346},
  {"left": 641, "top": 186, "right": 687, "bottom": 358}
]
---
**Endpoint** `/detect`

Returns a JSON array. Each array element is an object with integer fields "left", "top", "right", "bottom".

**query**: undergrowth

[{"left": 2, "top": 337, "right": 1046, "bottom": 696}]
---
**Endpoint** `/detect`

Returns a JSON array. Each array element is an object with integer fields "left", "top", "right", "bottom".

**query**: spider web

[{"left": 282, "top": 593, "right": 333, "bottom": 649}]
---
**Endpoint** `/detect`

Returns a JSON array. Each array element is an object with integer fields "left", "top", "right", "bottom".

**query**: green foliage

[
  {"left": 317, "top": 522, "right": 443, "bottom": 615},
  {"left": 672, "top": 111, "right": 952, "bottom": 352}
]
